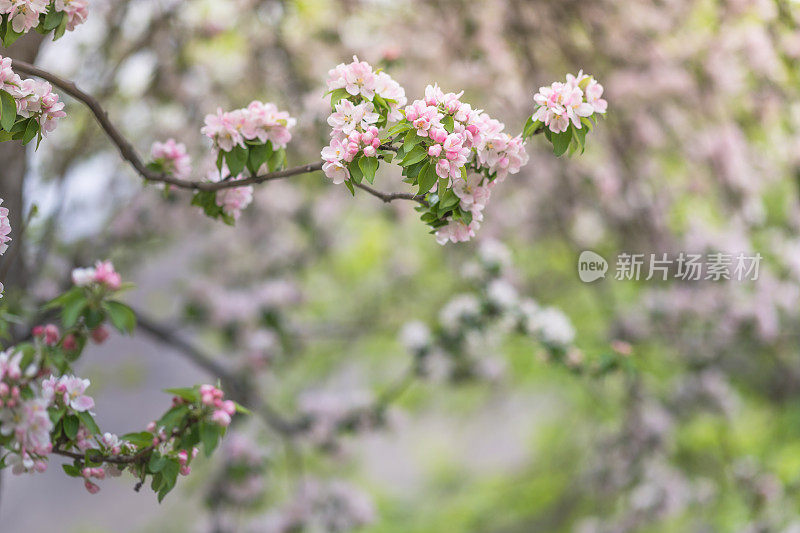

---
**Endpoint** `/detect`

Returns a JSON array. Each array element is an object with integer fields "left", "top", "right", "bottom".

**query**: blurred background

[{"left": 2, "top": 0, "right": 800, "bottom": 531}]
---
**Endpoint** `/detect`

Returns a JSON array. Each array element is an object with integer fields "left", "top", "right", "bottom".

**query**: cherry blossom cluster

[
  {"left": 401, "top": 240, "right": 627, "bottom": 382},
  {"left": 0, "top": 0, "right": 88, "bottom": 43},
  {"left": 326, "top": 55, "right": 406, "bottom": 121},
  {"left": 0, "top": 341, "right": 100, "bottom": 476},
  {"left": 397, "top": 84, "right": 530, "bottom": 244},
  {"left": 258, "top": 479, "right": 375, "bottom": 533},
  {"left": 0, "top": 54, "right": 66, "bottom": 144},
  {"left": 1, "top": 317, "right": 236, "bottom": 497},
  {"left": 0, "top": 260, "right": 238, "bottom": 499},
  {"left": 205, "top": 164, "right": 254, "bottom": 222},
  {"left": 0, "top": 198, "right": 9, "bottom": 298},
  {"left": 201, "top": 101, "right": 295, "bottom": 154},
  {"left": 532, "top": 71, "right": 607, "bottom": 134},
  {"left": 187, "top": 102, "right": 294, "bottom": 224},
  {"left": 527, "top": 70, "right": 607, "bottom": 157},
  {"left": 207, "top": 433, "right": 267, "bottom": 508},
  {"left": 318, "top": 58, "right": 608, "bottom": 244},
  {"left": 149, "top": 138, "right": 192, "bottom": 181},
  {"left": 71, "top": 259, "right": 122, "bottom": 290},
  {"left": 198, "top": 383, "right": 237, "bottom": 427},
  {"left": 321, "top": 56, "right": 406, "bottom": 188}
]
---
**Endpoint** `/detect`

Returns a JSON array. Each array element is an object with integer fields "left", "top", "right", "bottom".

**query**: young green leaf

[
  {"left": 417, "top": 162, "right": 438, "bottom": 195},
  {"left": 358, "top": 156, "right": 379, "bottom": 184},
  {"left": 400, "top": 145, "right": 428, "bottom": 167},
  {"left": 0, "top": 90, "right": 15, "bottom": 132},
  {"left": 551, "top": 128, "right": 572, "bottom": 157}
]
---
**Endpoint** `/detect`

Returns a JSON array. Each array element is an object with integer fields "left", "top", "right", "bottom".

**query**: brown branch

[
  {"left": 132, "top": 308, "right": 304, "bottom": 436},
  {"left": 355, "top": 182, "right": 426, "bottom": 204},
  {"left": 51, "top": 445, "right": 146, "bottom": 465},
  {"left": 10, "top": 60, "right": 425, "bottom": 205}
]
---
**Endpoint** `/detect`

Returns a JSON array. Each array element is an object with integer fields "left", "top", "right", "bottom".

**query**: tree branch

[
  {"left": 132, "top": 309, "right": 304, "bottom": 436},
  {"left": 11, "top": 60, "right": 425, "bottom": 205}
]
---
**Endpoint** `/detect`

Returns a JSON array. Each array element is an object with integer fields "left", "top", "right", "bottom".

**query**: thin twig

[
  {"left": 133, "top": 309, "right": 303, "bottom": 436},
  {"left": 11, "top": 60, "right": 424, "bottom": 205}
]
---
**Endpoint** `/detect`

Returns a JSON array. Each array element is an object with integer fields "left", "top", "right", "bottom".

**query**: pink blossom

[
  {"left": 327, "top": 100, "right": 379, "bottom": 136},
  {"left": 404, "top": 100, "right": 442, "bottom": 138},
  {"left": 321, "top": 137, "right": 347, "bottom": 164},
  {"left": 84, "top": 480, "right": 100, "bottom": 494},
  {"left": 434, "top": 219, "right": 480, "bottom": 245},
  {"left": 0, "top": 0, "right": 48, "bottom": 34},
  {"left": 585, "top": 79, "right": 607, "bottom": 113},
  {"left": 91, "top": 325, "right": 110, "bottom": 344},
  {"left": 211, "top": 409, "right": 231, "bottom": 427},
  {"left": 322, "top": 160, "right": 350, "bottom": 184},
  {"left": 201, "top": 108, "right": 245, "bottom": 152},
  {"left": 0, "top": 349, "right": 22, "bottom": 381},
  {"left": 216, "top": 181, "right": 254, "bottom": 222},
  {"left": 327, "top": 56, "right": 378, "bottom": 100},
  {"left": 0, "top": 56, "right": 14, "bottom": 89},
  {"left": 57, "top": 375, "right": 95, "bottom": 412},
  {"left": 55, "top": 0, "right": 89, "bottom": 31},
  {"left": 0, "top": 198, "right": 11, "bottom": 255},
  {"left": 242, "top": 101, "right": 296, "bottom": 148},
  {"left": 34, "top": 324, "right": 60, "bottom": 346},
  {"left": 93, "top": 260, "right": 121, "bottom": 290},
  {"left": 150, "top": 138, "right": 192, "bottom": 180},
  {"left": 532, "top": 72, "right": 606, "bottom": 133},
  {"left": 374, "top": 71, "right": 407, "bottom": 121},
  {"left": 453, "top": 174, "right": 491, "bottom": 212}
]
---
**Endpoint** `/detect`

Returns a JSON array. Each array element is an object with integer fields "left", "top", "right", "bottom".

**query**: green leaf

[
  {"left": 224, "top": 145, "right": 248, "bottom": 176},
  {"left": 121, "top": 431, "right": 155, "bottom": 448},
  {"left": 77, "top": 411, "right": 100, "bottom": 436},
  {"left": 343, "top": 178, "right": 355, "bottom": 196},
  {"left": 418, "top": 162, "right": 438, "bottom": 195},
  {"left": 246, "top": 142, "right": 271, "bottom": 175},
  {"left": 62, "top": 297, "right": 87, "bottom": 328},
  {"left": 358, "top": 156, "right": 378, "bottom": 184},
  {"left": 522, "top": 117, "right": 542, "bottom": 138},
  {"left": 157, "top": 405, "right": 189, "bottom": 433},
  {"left": 231, "top": 401, "right": 251, "bottom": 415},
  {"left": 439, "top": 188, "right": 459, "bottom": 209},
  {"left": 63, "top": 415, "right": 80, "bottom": 440},
  {"left": 157, "top": 459, "right": 180, "bottom": 502},
  {"left": 403, "top": 129, "right": 420, "bottom": 152},
  {"left": 104, "top": 300, "right": 137, "bottom": 334},
  {"left": 442, "top": 115, "right": 455, "bottom": 133},
  {"left": 148, "top": 452, "right": 167, "bottom": 473},
  {"left": 267, "top": 146, "right": 285, "bottom": 172},
  {"left": 45, "top": 286, "right": 83, "bottom": 310},
  {"left": 22, "top": 119, "right": 38, "bottom": 145},
  {"left": 2, "top": 20, "right": 22, "bottom": 47},
  {"left": 62, "top": 464, "right": 82, "bottom": 477},
  {"left": 348, "top": 156, "right": 364, "bottom": 184},
  {"left": 164, "top": 387, "right": 200, "bottom": 403},
  {"left": 386, "top": 122, "right": 411, "bottom": 137},
  {"left": 199, "top": 421, "right": 220, "bottom": 457},
  {"left": 551, "top": 129, "right": 572, "bottom": 157},
  {"left": 0, "top": 90, "right": 16, "bottom": 132},
  {"left": 572, "top": 126, "right": 587, "bottom": 154},
  {"left": 49, "top": 407, "right": 66, "bottom": 425},
  {"left": 52, "top": 14, "right": 67, "bottom": 41},
  {"left": 400, "top": 145, "right": 428, "bottom": 167},
  {"left": 329, "top": 88, "right": 350, "bottom": 108},
  {"left": 43, "top": 9, "right": 65, "bottom": 31}
]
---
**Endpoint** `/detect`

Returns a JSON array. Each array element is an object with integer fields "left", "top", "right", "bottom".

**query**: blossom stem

[{"left": 11, "top": 60, "right": 422, "bottom": 205}]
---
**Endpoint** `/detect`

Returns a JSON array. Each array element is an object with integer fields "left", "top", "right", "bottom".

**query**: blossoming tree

[{"left": 0, "top": 0, "right": 622, "bottom": 526}]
